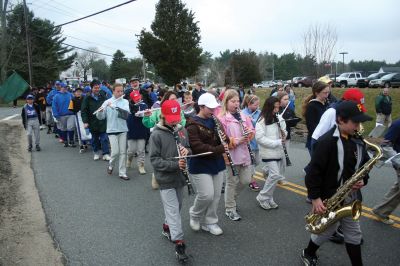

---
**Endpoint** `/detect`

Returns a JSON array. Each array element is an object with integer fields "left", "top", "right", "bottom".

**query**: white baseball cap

[{"left": 198, "top": 93, "right": 220, "bottom": 109}]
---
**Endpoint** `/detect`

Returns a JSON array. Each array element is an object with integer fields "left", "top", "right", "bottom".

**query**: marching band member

[
  {"left": 242, "top": 94, "right": 262, "bottom": 192},
  {"left": 186, "top": 93, "right": 228, "bottom": 235},
  {"left": 149, "top": 100, "right": 191, "bottom": 263},
  {"left": 219, "top": 90, "right": 255, "bottom": 221},
  {"left": 255, "top": 97, "right": 287, "bottom": 210},
  {"left": 97, "top": 84, "right": 130, "bottom": 180},
  {"left": 301, "top": 101, "right": 372, "bottom": 266}
]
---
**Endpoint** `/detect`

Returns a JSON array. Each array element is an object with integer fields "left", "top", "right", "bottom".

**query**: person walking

[
  {"left": 375, "top": 87, "right": 392, "bottom": 127},
  {"left": 21, "top": 95, "right": 42, "bottom": 151}
]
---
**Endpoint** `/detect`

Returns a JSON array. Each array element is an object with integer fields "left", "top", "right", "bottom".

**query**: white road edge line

[{"left": 1, "top": 114, "right": 19, "bottom": 121}]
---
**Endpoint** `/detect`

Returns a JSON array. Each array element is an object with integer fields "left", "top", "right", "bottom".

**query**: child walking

[
  {"left": 255, "top": 96, "right": 287, "bottom": 210},
  {"left": 21, "top": 94, "right": 42, "bottom": 151},
  {"left": 219, "top": 90, "right": 255, "bottom": 221},
  {"left": 149, "top": 100, "right": 191, "bottom": 263},
  {"left": 127, "top": 90, "right": 150, "bottom": 174}
]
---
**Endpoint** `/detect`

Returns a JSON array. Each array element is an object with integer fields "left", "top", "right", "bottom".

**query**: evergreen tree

[
  {"left": 6, "top": 4, "right": 75, "bottom": 85},
  {"left": 110, "top": 50, "right": 128, "bottom": 81},
  {"left": 137, "top": 0, "right": 202, "bottom": 85},
  {"left": 225, "top": 50, "right": 261, "bottom": 86}
]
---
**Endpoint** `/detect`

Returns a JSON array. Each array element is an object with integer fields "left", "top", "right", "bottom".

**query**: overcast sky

[{"left": 28, "top": 0, "right": 400, "bottom": 64}]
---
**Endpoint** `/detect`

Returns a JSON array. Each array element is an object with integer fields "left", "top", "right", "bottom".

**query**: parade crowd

[{"left": 20, "top": 76, "right": 399, "bottom": 265}]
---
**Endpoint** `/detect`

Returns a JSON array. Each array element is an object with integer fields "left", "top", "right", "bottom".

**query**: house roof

[{"left": 379, "top": 66, "right": 400, "bottom": 73}]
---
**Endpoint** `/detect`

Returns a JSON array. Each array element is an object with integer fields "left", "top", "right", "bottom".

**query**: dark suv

[
  {"left": 294, "top": 76, "right": 315, "bottom": 87},
  {"left": 356, "top": 72, "right": 390, "bottom": 88}
]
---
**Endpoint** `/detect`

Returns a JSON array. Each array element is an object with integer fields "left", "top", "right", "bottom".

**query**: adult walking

[{"left": 375, "top": 87, "right": 392, "bottom": 127}]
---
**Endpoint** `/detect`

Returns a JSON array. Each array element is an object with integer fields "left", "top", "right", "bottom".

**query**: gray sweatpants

[
  {"left": 311, "top": 193, "right": 362, "bottom": 245},
  {"left": 189, "top": 171, "right": 224, "bottom": 225},
  {"left": 160, "top": 187, "right": 184, "bottom": 241},
  {"left": 26, "top": 118, "right": 40, "bottom": 146},
  {"left": 373, "top": 168, "right": 400, "bottom": 218},
  {"left": 58, "top": 115, "right": 75, "bottom": 131},
  {"left": 109, "top": 132, "right": 127, "bottom": 177},
  {"left": 257, "top": 159, "right": 285, "bottom": 202},
  {"left": 127, "top": 139, "right": 146, "bottom": 165},
  {"left": 225, "top": 164, "right": 252, "bottom": 211},
  {"left": 45, "top": 106, "right": 53, "bottom": 126}
]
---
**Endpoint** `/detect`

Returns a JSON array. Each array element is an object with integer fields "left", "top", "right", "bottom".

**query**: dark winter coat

[
  {"left": 375, "top": 93, "right": 392, "bottom": 115},
  {"left": 80, "top": 93, "right": 107, "bottom": 133},
  {"left": 305, "top": 126, "right": 370, "bottom": 201},
  {"left": 21, "top": 103, "right": 41, "bottom": 129},
  {"left": 127, "top": 102, "right": 150, "bottom": 140}
]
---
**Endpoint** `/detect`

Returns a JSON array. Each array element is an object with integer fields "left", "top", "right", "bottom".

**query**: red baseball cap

[
  {"left": 130, "top": 90, "right": 141, "bottom": 103},
  {"left": 342, "top": 88, "right": 366, "bottom": 112},
  {"left": 161, "top": 100, "right": 181, "bottom": 124}
]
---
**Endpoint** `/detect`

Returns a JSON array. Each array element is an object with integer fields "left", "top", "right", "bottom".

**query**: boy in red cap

[
  {"left": 126, "top": 90, "right": 150, "bottom": 174},
  {"left": 149, "top": 99, "right": 191, "bottom": 263}
]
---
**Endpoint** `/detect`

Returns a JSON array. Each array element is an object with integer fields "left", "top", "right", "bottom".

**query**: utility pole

[
  {"left": 23, "top": 0, "right": 33, "bottom": 85},
  {"left": 339, "top": 52, "right": 348, "bottom": 73}
]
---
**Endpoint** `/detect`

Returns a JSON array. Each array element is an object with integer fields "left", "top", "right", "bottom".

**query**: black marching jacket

[{"left": 305, "top": 126, "right": 370, "bottom": 201}]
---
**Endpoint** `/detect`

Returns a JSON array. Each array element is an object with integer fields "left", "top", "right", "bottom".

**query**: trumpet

[{"left": 93, "top": 95, "right": 124, "bottom": 115}]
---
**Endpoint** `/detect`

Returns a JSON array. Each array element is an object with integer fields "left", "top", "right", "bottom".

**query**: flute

[
  {"left": 212, "top": 114, "right": 239, "bottom": 176},
  {"left": 236, "top": 108, "right": 256, "bottom": 165},
  {"left": 275, "top": 114, "right": 292, "bottom": 166},
  {"left": 93, "top": 95, "right": 124, "bottom": 115},
  {"left": 171, "top": 126, "right": 195, "bottom": 195}
]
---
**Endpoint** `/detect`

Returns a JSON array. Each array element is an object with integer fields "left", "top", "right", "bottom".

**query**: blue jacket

[
  {"left": 100, "top": 85, "right": 112, "bottom": 99},
  {"left": 127, "top": 102, "right": 150, "bottom": 140},
  {"left": 384, "top": 119, "right": 400, "bottom": 153},
  {"left": 242, "top": 107, "right": 261, "bottom": 151},
  {"left": 46, "top": 88, "right": 58, "bottom": 106},
  {"left": 52, "top": 91, "right": 73, "bottom": 118}
]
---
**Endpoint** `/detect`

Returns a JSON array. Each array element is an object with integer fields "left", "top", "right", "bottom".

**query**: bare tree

[
  {"left": 302, "top": 23, "right": 338, "bottom": 75},
  {"left": 75, "top": 47, "right": 100, "bottom": 81},
  {"left": 0, "top": 0, "right": 10, "bottom": 83}
]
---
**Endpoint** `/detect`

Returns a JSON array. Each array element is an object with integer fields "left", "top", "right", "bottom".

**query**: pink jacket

[{"left": 218, "top": 112, "right": 255, "bottom": 166}]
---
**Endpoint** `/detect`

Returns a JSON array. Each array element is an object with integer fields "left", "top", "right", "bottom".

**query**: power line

[
  {"left": 55, "top": 0, "right": 137, "bottom": 27},
  {"left": 61, "top": 43, "right": 113, "bottom": 57}
]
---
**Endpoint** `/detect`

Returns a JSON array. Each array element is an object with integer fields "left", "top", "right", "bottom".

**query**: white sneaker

[
  {"left": 268, "top": 199, "right": 279, "bottom": 209},
  {"left": 93, "top": 154, "right": 100, "bottom": 161},
  {"left": 189, "top": 218, "right": 200, "bottom": 231},
  {"left": 103, "top": 154, "right": 111, "bottom": 161},
  {"left": 138, "top": 163, "right": 146, "bottom": 174},
  {"left": 201, "top": 224, "right": 223, "bottom": 236},
  {"left": 256, "top": 196, "right": 272, "bottom": 210}
]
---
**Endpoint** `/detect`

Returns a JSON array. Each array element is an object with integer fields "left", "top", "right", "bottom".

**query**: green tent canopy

[{"left": 0, "top": 72, "right": 30, "bottom": 103}]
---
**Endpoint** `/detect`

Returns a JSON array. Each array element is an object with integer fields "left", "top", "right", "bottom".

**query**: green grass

[{"left": 255, "top": 87, "right": 400, "bottom": 135}]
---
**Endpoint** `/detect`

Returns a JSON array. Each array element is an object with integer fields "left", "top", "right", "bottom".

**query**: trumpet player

[
  {"left": 302, "top": 101, "right": 372, "bottom": 266},
  {"left": 219, "top": 90, "right": 255, "bottom": 221}
]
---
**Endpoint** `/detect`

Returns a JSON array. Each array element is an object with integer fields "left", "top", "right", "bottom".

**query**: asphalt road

[{"left": 1, "top": 107, "right": 399, "bottom": 266}]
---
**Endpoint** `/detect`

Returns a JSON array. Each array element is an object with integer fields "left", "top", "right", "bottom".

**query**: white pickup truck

[{"left": 335, "top": 72, "right": 364, "bottom": 88}]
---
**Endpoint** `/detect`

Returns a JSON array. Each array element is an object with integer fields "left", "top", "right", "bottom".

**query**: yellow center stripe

[{"left": 253, "top": 171, "right": 400, "bottom": 228}]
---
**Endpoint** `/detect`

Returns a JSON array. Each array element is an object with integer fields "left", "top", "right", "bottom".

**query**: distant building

[
  {"left": 59, "top": 61, "right": 93, "bottom": 84},
  {"left": 378, "top": 66, "right": 400, "bottom": 73}
]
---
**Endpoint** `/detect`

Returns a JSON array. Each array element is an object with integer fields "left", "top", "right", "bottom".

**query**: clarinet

[
  {"left": 212, "top": 114, "right": 239, "bottom": 176},
  {"left": 171, "top": 127, "right": 195, "bottom": 195},
  {"left": 236, "top": 108, "right": 256, "bottom": 165},
  {"left": 275, "top": 114, "right": 292, "bottom": 166}
]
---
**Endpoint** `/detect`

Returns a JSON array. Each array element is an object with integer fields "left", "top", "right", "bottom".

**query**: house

[{"left": 378, "top": 66, "right": 400, "bottom": 73}]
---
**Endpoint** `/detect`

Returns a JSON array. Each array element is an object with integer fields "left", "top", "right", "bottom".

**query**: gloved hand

[{"left": 53, "top": 117, "right": 58, "bottom": 123}]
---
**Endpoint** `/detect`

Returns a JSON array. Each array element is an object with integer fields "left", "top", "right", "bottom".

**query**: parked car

[
  {"left": 335, "top": 72, "right": 364, "bottom": 88},
  {"left": 356, "top": 72, "right": 390, "bottom": 88},
  {"left": 253, "top": 81, "right": 275, "bottom": 88},
  {"left": 293, "top": 76, "right": 315, "bottom": 87},
  {"left": 369, "top": 73, "right": 400, "bottom": 88}
]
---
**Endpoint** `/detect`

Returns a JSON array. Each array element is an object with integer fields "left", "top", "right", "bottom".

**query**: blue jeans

[{"left": 91, "top": 132, "right": 110, "bottom": 155}]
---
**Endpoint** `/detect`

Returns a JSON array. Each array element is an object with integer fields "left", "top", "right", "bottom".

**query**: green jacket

[
  {"left": 142, "top": 108, "right": 186, "bottom": 128},
  {"left": 81, "top": 93, "right": 108, "bottom": 133},
  {"left": 375, "top": 93, "right": 392, "bottom": 115}
]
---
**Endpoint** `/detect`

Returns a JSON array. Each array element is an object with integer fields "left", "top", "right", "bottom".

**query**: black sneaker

[
  {"left": 28, "top": 145, "right": 32, "bottom": 152},
  {"left": 162, "top": 224, "right": 171, "bottom": 241},
  {"left": 36, "top": 145, "right": 41, "bottom": 151},
  {"left": 64, "top": 142, "right": 69, "bottom": 147},
  {"left": 175, "top": 242, "right": 189, "bottom": 264},
  {"left": 69, "top": 141, "right": 77, "bottom": 147},
  {"left": 301, "top": 249, "right": 318, "bottom": 266},
  {"left": 55, "top": 134, "right": 59, "bottom": 138}
]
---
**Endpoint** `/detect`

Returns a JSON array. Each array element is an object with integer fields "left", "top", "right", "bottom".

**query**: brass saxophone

[{"left": 305, "top": 132, "right": 382, "bottom": 234}]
